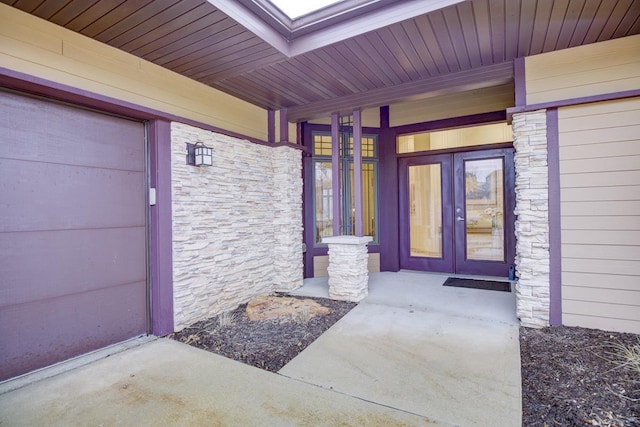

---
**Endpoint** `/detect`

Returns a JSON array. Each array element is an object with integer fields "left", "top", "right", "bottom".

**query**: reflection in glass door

[{"left": 462, "top": 158, "right": 505, "bottom": 262}]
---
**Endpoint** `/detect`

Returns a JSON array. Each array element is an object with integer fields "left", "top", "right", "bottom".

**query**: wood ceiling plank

[
  {"left": 529, "top": 0, "right": 554, "bottom": 55},
  {"left": 516, "top": 0, "right": 537, "bottom": 56},
  {"left": 31, "top": 0, "right": 68, "bottom": 20},
  {"left": 332, "top": 42, "right": 386, "bottom": 88},
  {"left": 555, "top": 0, "right": 586, "bottom": 49},
  {"left": 288, "top": 57, "right": 354, "bottom": 98},
  {"left": 79, "top": 0, "right": 155, "bottom": 38},
  {"left": 388, "top": 23, "right": 432, "bottom": 79},
  {"left": 353, "top": 33, "right": 405, "bottom": 85},
  {"left": 107, "top": 1, "right": 201, "bottom": 48},
  {"left": 188, "top": 43, "right": 281, "bottom": 80},
  {"left": 612, "top": 0, "right": 640, "bottom": 37},
  {"left": 413, "top": 13, "right": 451, "bottom": 74},
  {"left": 427, "top": 11, "right": 462, "bottom": 72},
  {"left": 92, "top": 1, "right": 175, "bottom": 43},
  {"left": 489, "top": 0, "right": 506, "bottom": 62},
  {"left": 583, "top": 0, "right": 619, "bottom": 43},
  {"left": 201, "top": 51, "right": 286, "bottom": 83},
  {"left": 144, "top": 17, "right": 236, "bottom": 63},
  {"left": 542, "top": 0, "right": 570, "bottom": 52},
  {"left": 299, "top": 51, "right": 362, "bottom": 94},
  {"left": 569, "top": 0, "right": 605, "bottom": 47},
  {"left": 311, "top": 48, "right": 373, "bottom": 93},
  {"left": 598, "top": 0, "right": 636, "bottom": 41},
  {"left": 470, "top": 0, "right": 493, "bottom": 67},
  {"left": 399, "top": 19, "right": 437, "bottom": 76},
  {"left": 374, "top": 27, "right": 419, "bottom": 81},
  {"left": 65, "top": 0, "right": 127, "bottom": 32},
  {"left": 272, "top": 59, "right": 344, "bottom": 101},
  {"left": 157, "top": 25, "right": 249, "bottom": 69},
  {"left": 247, "top": 68, "right": 317, "bottom": 104},
  {"left": 503, "top": 0, "right": 521, "bottom": 60},
  {"left": 444, "top": 3, "right": 478, "bottom": 68},
  {"left": 171, "top": 36, "right": 262, "bottom": 75},
  {"left": 49, "top": 0, "right": 100, "bottom": 26},
  {"left": 119, "top": 3, "right": 212, "bottom": 52},
  {"left": 214, "top": 79, "right": 292, "bottom": 110},
  {"left": 10, "top": 0, "right": 45, "bottom": 13},
  {"left": 131, "top": 10, "right": 227, "bottom": 57}
]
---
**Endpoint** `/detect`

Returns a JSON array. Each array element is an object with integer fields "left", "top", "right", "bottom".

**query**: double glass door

[{"left": 399, "top": 148, "right": 515, "bottom": 277}]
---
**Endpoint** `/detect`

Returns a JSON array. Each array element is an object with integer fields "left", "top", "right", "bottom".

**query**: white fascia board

[
  {"left": 288, "top": 0, "right": 466, "bottom": 57},
  {"left": 209, "top": 0, "right": 465, "bottom": 58},
  {"left": 207, "top": 0, "right": 290, "bottom": 55}
]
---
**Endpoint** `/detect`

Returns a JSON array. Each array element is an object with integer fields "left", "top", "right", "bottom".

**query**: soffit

[{"left": 3, "top": 0, "right": 639, "bottom": 122}]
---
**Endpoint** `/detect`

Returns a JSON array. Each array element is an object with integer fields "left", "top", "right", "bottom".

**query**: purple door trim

[
  {"left": 546, "top": 108, "right": 562, "bottom": 326},
  {"left": 0, "top": 69, "right": 176, "bottom": 335},
  {"left": 148, "top": 120, "right": 174, "bottom": 336}
]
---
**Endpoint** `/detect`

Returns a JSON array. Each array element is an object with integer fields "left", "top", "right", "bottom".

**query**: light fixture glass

[{"left": 186, "top": 142, "right": 213, "bottom": 167}]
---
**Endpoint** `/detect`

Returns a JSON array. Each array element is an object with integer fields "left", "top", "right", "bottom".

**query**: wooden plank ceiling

[{"left": 3, "top": 0, "right": 640, "bottom": 121}]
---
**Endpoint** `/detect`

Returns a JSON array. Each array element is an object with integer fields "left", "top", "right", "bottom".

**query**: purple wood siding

[{"left": 0, "top": 90, "right": 147, "bottom": 381}]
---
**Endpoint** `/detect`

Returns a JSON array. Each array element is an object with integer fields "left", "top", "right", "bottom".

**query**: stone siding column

[
  {"left": 512, "top": 110, "right": 550, "bottom": 328},
  {"left": 323, "top": 236, "right": 373, "bottom": 302},
  {"left": 272, "top": 145, "right": 304, "bottom": 292}
]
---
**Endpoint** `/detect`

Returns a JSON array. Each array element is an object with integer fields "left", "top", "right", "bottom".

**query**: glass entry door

[{"left": 399, "top": 148, "right": 515, "bottom": 277}]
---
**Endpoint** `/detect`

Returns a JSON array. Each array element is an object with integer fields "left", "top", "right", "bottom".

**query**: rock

[{"left": 245, "top": 295, "right": 330, "bottom": 321}]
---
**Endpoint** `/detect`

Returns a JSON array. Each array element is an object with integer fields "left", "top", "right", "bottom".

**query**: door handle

[{"left": 456, "top": 216, "right": 465, "bottom": 221}]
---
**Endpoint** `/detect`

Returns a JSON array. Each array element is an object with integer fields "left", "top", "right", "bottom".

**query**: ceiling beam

[{"left": 287, "top": 62, "right": 515, "bottom": 122}]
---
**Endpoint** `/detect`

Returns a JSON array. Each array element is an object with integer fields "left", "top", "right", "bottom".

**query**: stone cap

[{"left": 322, "top": 235, "right": 373, "bottom": 245}]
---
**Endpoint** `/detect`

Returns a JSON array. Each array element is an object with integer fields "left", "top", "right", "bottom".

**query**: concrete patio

[{"left": 0, "top": 271, "right": 521, "bottom": 426}]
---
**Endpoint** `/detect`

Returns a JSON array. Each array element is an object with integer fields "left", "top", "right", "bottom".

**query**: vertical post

[
  {"left": 267, "top": 109, "right": 276, "bottom": 143},
  {"left": 331, "top": 113, "right": 341, "bottom": 235},
  {"left": 279, "top": 108, "right": 289, "bottom": 143},
  {"left": 353, "top": 109, "right": 364, "bottom": 236}
]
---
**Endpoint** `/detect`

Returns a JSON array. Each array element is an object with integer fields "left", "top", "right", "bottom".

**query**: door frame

[{"left": 398, "top": 146, "right": 516, "bottom": 277}]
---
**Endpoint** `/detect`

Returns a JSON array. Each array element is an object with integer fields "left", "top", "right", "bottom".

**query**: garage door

[{"left": 0, "top": 90, "right": 148, "bottom": 380}]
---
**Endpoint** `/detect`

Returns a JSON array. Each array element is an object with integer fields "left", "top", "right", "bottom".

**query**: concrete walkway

[
  {"left": 0, "top": 271, "right": 521, "bottom": 426},
  {"left": 285, "top": 271, "right": 522, "bottom": 426}
]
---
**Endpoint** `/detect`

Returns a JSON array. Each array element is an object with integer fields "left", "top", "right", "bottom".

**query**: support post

[
  {"left": 279, "top": 108, "right": 289, "bottom": 142},
  {"left": 353, "top": 109, "right": 364, "bottom": 236},
  {"left": 331, "top": 112, "right": 341, "bottom": 235}
]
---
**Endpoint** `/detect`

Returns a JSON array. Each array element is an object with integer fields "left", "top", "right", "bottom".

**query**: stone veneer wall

[
  {"left": 171, "top": 122, "right": 303, "bottom": 331},
  {"left": 512, "top": 110, "right": 550, "bottom": 328}
]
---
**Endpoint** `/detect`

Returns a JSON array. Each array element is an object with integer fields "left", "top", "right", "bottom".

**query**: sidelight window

[{"left": 312, "top": 128, "right": 378, "bottom": 245}]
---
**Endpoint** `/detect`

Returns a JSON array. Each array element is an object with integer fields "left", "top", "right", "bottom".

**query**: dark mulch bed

[
  {"left": 171, "top": 295, "right": 639, "bottom": 426},
  {"left": 521, "top": 326, "right": 640, "bottom": 427},
  {"left": 171, "top": 294, "right": 356, "bottom": 372}
]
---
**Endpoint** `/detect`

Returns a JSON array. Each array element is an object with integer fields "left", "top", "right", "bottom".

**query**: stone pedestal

[{"left": 322, "top": 236, "right": 373, "bottom": 302}]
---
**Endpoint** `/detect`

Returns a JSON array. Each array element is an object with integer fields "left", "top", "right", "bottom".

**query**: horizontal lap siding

[
  {"left": 388, "top": 84, "right": 514, "bottom": 127},
  {"left": 559, "top": 97, "right": 640, "bottom": 334},
  {"left": 0, "top": 4, "right": 267, "bottom": 140},
  {"left": 526, "top": 34, "right": 640, "bottom": 105}
]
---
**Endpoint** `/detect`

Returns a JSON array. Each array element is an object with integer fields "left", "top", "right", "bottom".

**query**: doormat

[{"left": 443, "top": 277, "right": 511, "bottom": 292}]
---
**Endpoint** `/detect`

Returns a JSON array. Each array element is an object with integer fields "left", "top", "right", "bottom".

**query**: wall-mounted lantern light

[{"left": 186, "top": 142, "right": 213, "bottom": 167}]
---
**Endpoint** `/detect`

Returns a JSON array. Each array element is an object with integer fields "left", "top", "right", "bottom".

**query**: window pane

[
  {"left": 313, "top": 134, "right": 333, "bottom": 156},
  {"left": 409, "top": 164, "right": 442, "bottom": 258},
  {"left": 397, "top": 123, "right": 512, "bottom": 154},
  {"left": 347, "top": 163, "right": 377, "bottom": 238},
  {"left": 465, "top": 158, "right": 505, "bottom": 261},
  {"left": 314, "top": 162, "right": 334, "bottom": 243}
]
